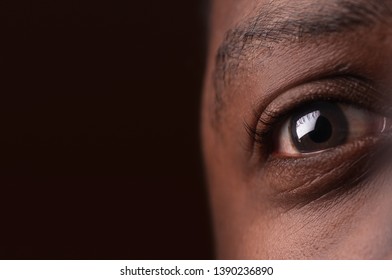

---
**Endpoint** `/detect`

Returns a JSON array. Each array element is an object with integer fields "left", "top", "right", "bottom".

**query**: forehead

[{"left": 211, "top": 0, "right": 389, "bottom": 19}]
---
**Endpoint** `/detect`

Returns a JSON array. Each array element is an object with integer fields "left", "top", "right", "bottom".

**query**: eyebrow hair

[{"left": 213, "top": 0, "right": 392, "bottom": 120}]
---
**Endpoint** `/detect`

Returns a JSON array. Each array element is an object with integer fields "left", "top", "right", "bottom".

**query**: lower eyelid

[{"left": 261, "top": 136, "right": 381, "bottom": 208}]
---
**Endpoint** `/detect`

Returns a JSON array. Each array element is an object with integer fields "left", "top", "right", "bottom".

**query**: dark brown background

[{"left": 0, "top": 0, "right": 212, "bottom": 259}]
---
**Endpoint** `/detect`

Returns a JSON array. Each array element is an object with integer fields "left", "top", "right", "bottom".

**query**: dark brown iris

[{"left": 290, "top": 102, "right": 348, "bottom": 153}]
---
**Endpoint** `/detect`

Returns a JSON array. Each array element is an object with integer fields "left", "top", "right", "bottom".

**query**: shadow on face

[{"left": 202, "top": 0, "right": 392, "bottom": 259}]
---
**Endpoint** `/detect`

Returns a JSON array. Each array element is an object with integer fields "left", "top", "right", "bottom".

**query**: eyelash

[{"left": 245, "top": 75, "right": 388, "bottom": 153}]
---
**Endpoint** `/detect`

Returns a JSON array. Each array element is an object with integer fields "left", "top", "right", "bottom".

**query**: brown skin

[{"left": 202, "top": 0, "right": 392, "bottom": 259}]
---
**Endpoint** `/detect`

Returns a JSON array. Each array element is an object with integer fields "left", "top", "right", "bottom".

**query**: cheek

[
  {"left": 243, "top": 205, "right": 358, "bottom": 259},
  {"left": 341, "top": 175, "right": 392, "bottom": 259},
  {"left": 239, "top": 174, "right": 392, "bottom": 259}
]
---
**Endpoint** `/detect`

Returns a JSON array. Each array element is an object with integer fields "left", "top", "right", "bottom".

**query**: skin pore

[{"left": 202, "top": 0, "right": 392, "bottom": 259}]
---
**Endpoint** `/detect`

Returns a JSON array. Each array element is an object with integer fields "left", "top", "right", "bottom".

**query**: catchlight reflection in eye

[
  {"left": 295, "top": 110, "right": 322, "bottom": 139},
  {"left": 276, "top": 101, "right": 387, "bottom": 156}
]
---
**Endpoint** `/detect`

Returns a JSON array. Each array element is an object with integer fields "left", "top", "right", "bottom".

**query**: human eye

[
  {"left": 246, "top": 75, "right": 392, "bottom": 205},
  {"left": 276, "top": 101, "right": 388, "bottom": 156}
]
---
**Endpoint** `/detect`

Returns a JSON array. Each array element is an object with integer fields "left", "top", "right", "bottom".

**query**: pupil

[
  {"left": 308, "top": 116, "right": 332, "bottom": 143},
  {"left": 290, "top": 102, "right": 348, "bottom": 153}
]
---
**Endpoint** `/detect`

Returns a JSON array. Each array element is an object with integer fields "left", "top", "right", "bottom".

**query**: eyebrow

[{"left": 213, "top": 0, "right": 391, "bottom": 118}]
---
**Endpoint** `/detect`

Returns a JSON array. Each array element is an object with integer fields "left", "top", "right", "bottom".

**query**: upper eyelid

[
  {"left": 247, "top": 75, "right": 385, "bottom": 144},
  {"left": 260, "top": 75, "right": 379, "bottom": 120}
]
